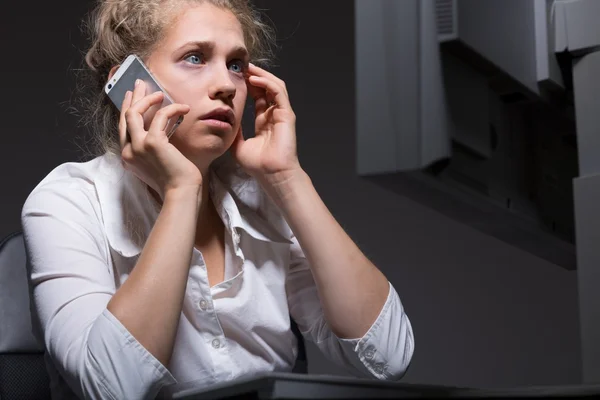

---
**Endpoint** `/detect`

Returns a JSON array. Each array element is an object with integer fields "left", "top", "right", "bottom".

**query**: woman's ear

[{"left": 107, "top": 65, "right": 120, "bottom": 82}]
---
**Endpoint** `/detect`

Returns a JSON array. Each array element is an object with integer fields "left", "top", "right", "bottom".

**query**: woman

[{"left": 21, "top": 0, "right": 414, "bottom": 398}]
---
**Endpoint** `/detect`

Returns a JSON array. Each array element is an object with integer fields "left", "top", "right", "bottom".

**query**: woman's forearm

[
  {"left": 262, "top": 169, "right": 390, "bottom": 339},
  {"left": 107, "top": 185, "right": 201, "bottom": 366}
]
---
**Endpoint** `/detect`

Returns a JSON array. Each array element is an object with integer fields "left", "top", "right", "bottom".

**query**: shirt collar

[{"left": 95, "top": 153, "right": 292, "bottom": 259}]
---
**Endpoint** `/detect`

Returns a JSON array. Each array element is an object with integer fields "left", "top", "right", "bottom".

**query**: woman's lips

[{"left": 200, "top": 118, "right": 233, "bottom": 129}]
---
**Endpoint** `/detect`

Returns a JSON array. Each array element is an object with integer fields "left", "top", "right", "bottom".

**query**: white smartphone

[{"left": 105, "top": 54, "right": 183, "bottom": 138}]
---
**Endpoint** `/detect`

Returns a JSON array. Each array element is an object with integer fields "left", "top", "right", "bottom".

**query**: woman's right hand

[{"left": 119, "top": 79, "right": 202, "bottom": 200}]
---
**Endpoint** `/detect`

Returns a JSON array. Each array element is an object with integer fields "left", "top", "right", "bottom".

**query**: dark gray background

[{"left": 1, "top": 0, "right": 581, "bottom": 388}]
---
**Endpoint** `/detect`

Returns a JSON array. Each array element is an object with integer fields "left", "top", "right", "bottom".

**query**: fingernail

[{"left": 135, "top": 79, "right": 141, "bottom": 86}]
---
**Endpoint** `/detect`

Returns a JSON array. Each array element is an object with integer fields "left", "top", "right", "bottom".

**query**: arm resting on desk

[
  {"left": 22, "top": 184, "right": 176, "bottom": 399},
  {"left": 286, "top": 235, "right": 414, "bottom": 380}
]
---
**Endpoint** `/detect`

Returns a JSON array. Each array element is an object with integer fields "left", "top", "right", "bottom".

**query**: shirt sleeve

[
  {"left": 21, "top": 180, "right": 176, "bottom": 400},
  {"left": 285, "top": 235, "right": 414, "bottom": 380}
]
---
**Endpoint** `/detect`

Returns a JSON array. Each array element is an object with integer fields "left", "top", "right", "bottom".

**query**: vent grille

[{"left": 436, "top": 0, "right": 456, "bottom": 38}]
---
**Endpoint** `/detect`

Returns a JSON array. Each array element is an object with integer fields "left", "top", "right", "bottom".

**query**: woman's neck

[
  {"left": 197, "top": 173, "right": 216, "bottom": 225},
  {"left": 146, "top": 168, "right": 222, "bottom": 240}
]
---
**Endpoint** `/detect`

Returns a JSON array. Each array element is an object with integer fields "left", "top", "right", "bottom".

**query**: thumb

[{"left": 229, "top": 126, "right": 245, "bottom": 158}]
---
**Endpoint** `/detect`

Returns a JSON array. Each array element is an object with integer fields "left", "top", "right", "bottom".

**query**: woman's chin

[{"left": 171, "top": 131, "right": 232, "bottom": 161}]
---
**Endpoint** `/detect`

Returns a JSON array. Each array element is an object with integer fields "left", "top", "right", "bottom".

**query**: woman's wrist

[
  {"left": 259, "top": 167, "right": 312, "bottom": 211},
  {"left": 163, "top": 184, "right": 203, "bottom": 210}
]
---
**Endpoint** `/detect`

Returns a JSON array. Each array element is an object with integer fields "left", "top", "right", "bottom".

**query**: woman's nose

[{"left": 209, "top": 66, "right": 237, "bottom": 102}]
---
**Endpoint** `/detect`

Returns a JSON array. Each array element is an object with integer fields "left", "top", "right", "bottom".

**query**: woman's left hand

[{"left": 230, "top": 63, "right": 301, "bottom": 184}]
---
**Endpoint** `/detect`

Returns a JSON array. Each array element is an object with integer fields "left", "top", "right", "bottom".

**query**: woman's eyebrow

[{"left": 175, "top": 40, "right": 249, "bottom": 60}]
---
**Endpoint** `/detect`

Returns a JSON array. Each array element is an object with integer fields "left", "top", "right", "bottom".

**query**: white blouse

[{"left": 21, "top": 153, "right": 414, "bottom": 399}]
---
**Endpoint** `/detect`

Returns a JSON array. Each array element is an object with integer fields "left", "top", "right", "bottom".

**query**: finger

[
  {"left": 248, "top": 63, "right": 287, "bottom": 91},
  {"left": 121, "top": 142, "right": 134, "bottom": 165},
  {"left": 247, "top": 75, "right": 291, "bottom": 110},
  {"left": 254, "top": 107, "right": 276, "bottom": 129},
  {"left": 147, "top": 103, "right": 191, "bottom": 138},
  {"left": 129, "top": 91, "right": 165, "bottom": 115},
  {"left": 125, "top": 91, "right": 165, "bottom": 149},
  {"left": 131, "top": 79, "right": 147, "bottom": 106},
  {"left": 245, "top": 75, "right": 269, "bottom": 115},
  {"left": 246, "top": 64, "right": 289, "bottom": 101},
  {"left": 121, "top": 89, "right": 134, "bottom": 112},
  {"left": 119, "top": 90, "right": 133, "bottom": 149},
  {"left": 246, "top": 72, "right": 265, "bottom": 100},
  {"left": 254, "top": 96, "right": 269, "bottom": 117}
]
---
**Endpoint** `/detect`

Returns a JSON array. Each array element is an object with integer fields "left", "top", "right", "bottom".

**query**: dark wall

[
  {"left": 3, "top": 0, "right": 581, "bottom": 388},
  {"left": 2, "top": 1, "right": 92, "bottom": 237}
]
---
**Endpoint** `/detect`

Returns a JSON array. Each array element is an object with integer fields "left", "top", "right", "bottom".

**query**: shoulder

[
  {"left": 21, "top": 153, "right": 152, "bottom": 258},
  {"left": 21, "top": 153, "right": 129, "bottom": 224},
  {"left": 23, "top": 156, "right": 106, "bottom": 212}
]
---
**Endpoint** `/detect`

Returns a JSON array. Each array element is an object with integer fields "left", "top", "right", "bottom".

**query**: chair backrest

[
  {"left": 0, "top": 231, "right": 51, "bottom": 400},
  {"left": 290, "top": 317, "right": 308, "bottom": 374}
]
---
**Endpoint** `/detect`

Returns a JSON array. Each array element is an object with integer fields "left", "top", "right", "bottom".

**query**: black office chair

[
  {"left": 290, "top": 318, "right": 308, "bottom": 374},
  {"left": 0, "top": 231, "right": 51, "bottom": 400}
]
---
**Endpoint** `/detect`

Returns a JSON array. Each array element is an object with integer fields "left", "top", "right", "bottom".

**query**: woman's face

[{"left": 145, "top": 2, "right": 249, "bottom": 166}]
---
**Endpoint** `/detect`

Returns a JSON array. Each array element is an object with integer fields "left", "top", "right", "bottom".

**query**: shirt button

[
  {"left": 365, "top": 349, "right": 375, "bottom": 360},
  {"left": 374, "top": 364, "right": 384, "bottom": 374},
  {"left": 199, "top": 299, "right": 208, "bottom": 311},
  {"left": 212, "top": 338, "right": 221, "bottom": 349}
]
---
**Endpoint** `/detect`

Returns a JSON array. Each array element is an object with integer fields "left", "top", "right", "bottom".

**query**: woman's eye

[
  {"left": 185, "top": 54, "right": 203, "bottom": 65},
  {"left": 229, "top": 60, "right": 245, "bottom": 73}
]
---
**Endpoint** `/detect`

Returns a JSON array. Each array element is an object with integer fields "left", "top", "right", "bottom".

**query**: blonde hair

[{"left": 76, "top": 0, "right": 276, "bottom": 157}]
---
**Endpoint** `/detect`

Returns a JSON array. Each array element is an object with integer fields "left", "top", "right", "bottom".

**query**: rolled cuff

[
  {"left": 336, "top": 282, "right": 414, "bottom": 380},
  {"left": 83, "top": 309, "right": 177, "bottom": 399}
]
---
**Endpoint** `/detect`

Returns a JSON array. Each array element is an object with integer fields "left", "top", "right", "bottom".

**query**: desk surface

[
  {"left": 172, "top": 372, "right": 600, "bottom": 399},
  {"left": 172, "top": 372, "right": 460, "bottom": 399}
]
